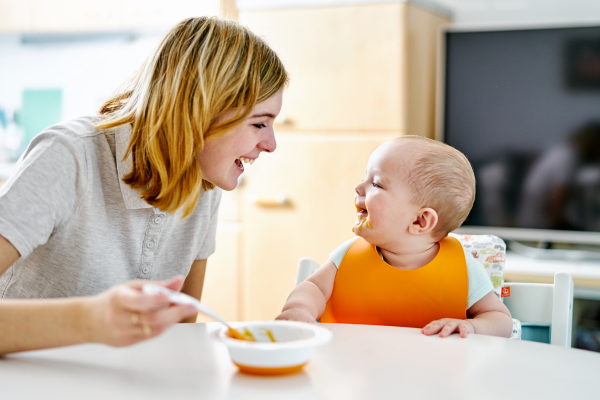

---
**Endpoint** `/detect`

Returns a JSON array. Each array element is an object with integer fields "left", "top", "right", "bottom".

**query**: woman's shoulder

[{"left": 38, "top": 116, "right": 103, "bottom": 140}]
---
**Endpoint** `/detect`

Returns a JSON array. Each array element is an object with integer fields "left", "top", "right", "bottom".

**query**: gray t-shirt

[{"left": 0, "top": 116, "right": 221, "bottom": 299}]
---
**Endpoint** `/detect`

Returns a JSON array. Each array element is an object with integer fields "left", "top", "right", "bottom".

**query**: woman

[{"left": 0, "top": 16, "right": 288, "bottom": 354}]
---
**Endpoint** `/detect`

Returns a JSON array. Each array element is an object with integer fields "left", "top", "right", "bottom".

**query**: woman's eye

[
  {"left": 372, "top": 182, "right": 381, "bottom": 188},
  {"left": 254, "top": 123, "right": 267, "bottom": 129}
]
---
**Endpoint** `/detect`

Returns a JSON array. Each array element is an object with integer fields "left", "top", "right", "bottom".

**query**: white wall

[
  {"left": 0, "top": 32, "right": 166, "bottom": 121},
  {"left": 435, "top": 0, "right": 600, "bottom": 26}
]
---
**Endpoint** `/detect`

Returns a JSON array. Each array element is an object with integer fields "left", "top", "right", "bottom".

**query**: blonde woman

[{"left": 0, "top": 17, "right": 288, "bottom": 354}]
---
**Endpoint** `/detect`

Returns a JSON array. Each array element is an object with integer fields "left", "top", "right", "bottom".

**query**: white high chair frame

[
  {"left": 295, "top": 257, "right": 574, "bottom": 347},
  {"left": 502, "top": 273, "right": 574, "bottom": 347}
]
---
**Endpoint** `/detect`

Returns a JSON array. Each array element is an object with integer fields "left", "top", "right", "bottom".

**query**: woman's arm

[
  {"left": 0, "top": 276, "right": 197, "bottom": 355},
  {"left": 0, "top": 234, "right": 20, "bottom": 277},
  {"left": 180, "top": 259, "right": 207, "bottom": 323},
  {"left": 276, "top": 259, "right": 338, "bottom": 323}
]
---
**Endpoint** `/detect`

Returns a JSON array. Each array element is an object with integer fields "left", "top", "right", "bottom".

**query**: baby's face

[{"left": 353, "top": 140, "right": 421, "bottom": 246}]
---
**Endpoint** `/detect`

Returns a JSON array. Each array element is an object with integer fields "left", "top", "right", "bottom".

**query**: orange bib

[{"left": 320, "top": 236, "right": 468, "bottom": 328}]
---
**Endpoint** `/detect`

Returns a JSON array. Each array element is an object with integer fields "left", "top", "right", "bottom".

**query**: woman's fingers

[
  {"left": 113, "top": 285, "right": 171, "bottom": 312},
  {"left": 139, "top": 304, "right": 198, "bottom": 336},
  {"left": 116, "top": 275, "right": 186, "bottom": 312},
  {"left": 90, "top": 277, "right": 200, "bottom": 347},
  {"left": 160, "top": 276, "right": 185, "bottom": 292}
]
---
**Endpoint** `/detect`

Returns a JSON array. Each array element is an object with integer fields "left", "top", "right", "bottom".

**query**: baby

[{"left": 276, "top": 136, "right": 513, "bottom": 338}]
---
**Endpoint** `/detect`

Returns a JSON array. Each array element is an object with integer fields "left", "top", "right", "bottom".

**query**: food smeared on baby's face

[{"left": 352, "top": 202, "right": 373, "bottom": 233}]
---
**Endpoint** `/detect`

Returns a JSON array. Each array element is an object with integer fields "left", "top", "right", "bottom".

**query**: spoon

[{"left": 142, "top": 284, "right": 254, "bottom": 341}]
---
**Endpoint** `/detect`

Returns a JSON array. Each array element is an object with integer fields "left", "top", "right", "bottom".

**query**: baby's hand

[
  {"left": 421, "top": 318, "right": 474, "bottom": 338},
  {"left": 275, "top": 308, "right": 316, "bottom": 324}
]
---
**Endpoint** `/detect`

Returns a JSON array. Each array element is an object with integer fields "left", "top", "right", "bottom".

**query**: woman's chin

[{"left": 215, "top": 180, "right": 238, "bottom": 191}]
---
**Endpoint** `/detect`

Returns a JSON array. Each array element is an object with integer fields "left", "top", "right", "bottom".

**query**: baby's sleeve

[
  {"left": 465, "top": 251, "right": 494, "bottom": 309},
  {"left": 328, "top": 237, "right": 360, "bottom": 269}
]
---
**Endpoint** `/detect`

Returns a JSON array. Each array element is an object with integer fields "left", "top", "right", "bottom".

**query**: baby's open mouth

[{"left": 355, "top": 204, "right": 368, "bottom": 215}]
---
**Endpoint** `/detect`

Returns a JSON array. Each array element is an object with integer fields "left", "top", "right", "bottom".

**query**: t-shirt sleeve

[
  {"left": 0, "top": 131, "right": 87, "bottom": 259},
  {"left": 465, "top": 251, "right": 494, "bottom": 309},
  {"left": 195, "top": 187, "right": 222, "bottom": 260},
  {"left": 329, "top": 237, "right": 360, "bottom": 269}
]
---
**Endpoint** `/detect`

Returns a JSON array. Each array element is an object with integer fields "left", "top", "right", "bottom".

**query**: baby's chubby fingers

[
  {"left": 458, "top": 321, "right": 474, "bottom": 338},
  {"left": 422, "top": 319, "right": 474, "bottom": 338},
  {"left": 421, "top": 319, "right": 448, "bottom": 336},
  {"left": 438, "top": 320, "right": 459, "bottom": 338}
]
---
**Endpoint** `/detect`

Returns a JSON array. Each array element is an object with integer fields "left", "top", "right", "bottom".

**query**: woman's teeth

[{"left": 239, "top": 157, "right": 255, "bottom": 165}]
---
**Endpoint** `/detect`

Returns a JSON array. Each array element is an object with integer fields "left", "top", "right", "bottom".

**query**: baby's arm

[
  {"left": 275, "top": 259, "right": 337, "bottom": 323},
  {"left": 422, "top": 291, "right": 513, "bottom": 338}
]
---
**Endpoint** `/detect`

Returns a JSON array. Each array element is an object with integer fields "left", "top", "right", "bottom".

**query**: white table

[{"left": 1, "top": 323, "right": 599, "bottom": 400}]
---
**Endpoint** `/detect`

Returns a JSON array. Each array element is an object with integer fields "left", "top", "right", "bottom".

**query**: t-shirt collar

[{"left": 115, "top": 123, "right": 153, "bottom": 210}]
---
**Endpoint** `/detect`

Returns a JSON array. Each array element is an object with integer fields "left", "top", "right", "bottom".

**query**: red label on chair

[{"left": 501, "top": 287, "right": 510, "bottom": 297}]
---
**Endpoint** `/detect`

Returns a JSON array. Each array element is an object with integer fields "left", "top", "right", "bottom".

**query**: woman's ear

[{"left": 409, "top": 207, "right": 438, "bottom": 236}]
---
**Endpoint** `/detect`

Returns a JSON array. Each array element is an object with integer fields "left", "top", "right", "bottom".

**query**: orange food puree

[
  {"left": 227, "top": 327, "right": 277, "bottom": 342},
  {"left": 228, "top": 327, "right": 255, "bottom": 341}
]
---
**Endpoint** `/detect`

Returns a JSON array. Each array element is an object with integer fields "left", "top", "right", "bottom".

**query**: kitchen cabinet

[{"left": 239, "top": 0, "right": 450, "bottom": 135}]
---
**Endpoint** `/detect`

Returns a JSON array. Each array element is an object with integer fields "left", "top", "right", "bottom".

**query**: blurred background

[{"left": 1, "top": 0, "right": 600, "bottom": 348}]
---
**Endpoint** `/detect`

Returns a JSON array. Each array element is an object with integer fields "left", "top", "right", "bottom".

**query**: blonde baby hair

[
  {"left": 96, "top": 17, "right": 288, "bottom": 218},
  {"left": 399, "top": 136, "right": 476, "bottom": 239}
]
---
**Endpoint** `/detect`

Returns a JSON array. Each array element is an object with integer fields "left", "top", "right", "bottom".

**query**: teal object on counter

[{"left": 21, "top": 89, "right": 62, "bottom": 145}]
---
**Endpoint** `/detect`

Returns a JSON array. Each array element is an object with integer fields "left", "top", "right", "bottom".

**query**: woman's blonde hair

[{"left": 96, "top": 17, "right": 288, "bottom": 218}]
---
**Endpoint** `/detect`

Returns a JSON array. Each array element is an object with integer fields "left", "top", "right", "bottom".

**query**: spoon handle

[{"left": 142, "top": 284, "right": 231, "bottom": 327}]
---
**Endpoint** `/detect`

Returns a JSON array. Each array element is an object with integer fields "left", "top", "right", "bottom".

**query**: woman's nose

[{"left": 258, "top": 128, "right": 277, "bottom": 153}]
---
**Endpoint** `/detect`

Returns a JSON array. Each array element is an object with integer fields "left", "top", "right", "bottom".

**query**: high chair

[
  {"left": 295, "top": 234, "right": 574, "bottom": 346},
  {"left": 501, "top": 273, "right": 574, "bottom": 347}
]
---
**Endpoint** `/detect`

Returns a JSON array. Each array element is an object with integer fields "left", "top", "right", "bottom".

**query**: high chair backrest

[
  {"left": 502, "top": 272, "right": 574, "bottom": 347},
  {"left": 449, "top": 233, "right": 506, "bottom": 300},
  {"left": 295, "top": 257, "right": 321, "bottom": 287}
]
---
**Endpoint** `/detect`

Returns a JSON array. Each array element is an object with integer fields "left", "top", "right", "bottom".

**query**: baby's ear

[{"left": 409, "top": 208, "right": 438, "bottom": 236}]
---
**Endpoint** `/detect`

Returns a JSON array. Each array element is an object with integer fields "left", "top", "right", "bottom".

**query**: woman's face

[{"left": 197, "top": 91, "right": 283, "bottom": 191}]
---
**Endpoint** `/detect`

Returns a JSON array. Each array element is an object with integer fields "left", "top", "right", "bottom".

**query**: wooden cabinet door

[
  {"left": 240, "top": 133, "right": 395, "bottom": 320},
  {"left": 240, "top": 3, "right": 406, "bottom": 132},
  {"left": 197, "top": 222, "right": 242, "bottom": 322}
]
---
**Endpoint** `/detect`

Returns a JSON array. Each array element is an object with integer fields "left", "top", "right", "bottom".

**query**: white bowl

[{"left": 213, "top": 320, "right": 332, "bottom": 375}]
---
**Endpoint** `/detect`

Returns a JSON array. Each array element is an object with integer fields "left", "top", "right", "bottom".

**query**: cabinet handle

[{"left": 247, "top": 193, "right": 288, "bottom": 207}]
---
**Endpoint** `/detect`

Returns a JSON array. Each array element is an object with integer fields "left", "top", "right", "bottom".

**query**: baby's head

[{"left": 353, "top": 136, "right": 475, "bottom": 247}]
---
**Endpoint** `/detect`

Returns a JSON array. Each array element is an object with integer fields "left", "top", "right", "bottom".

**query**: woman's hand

[
  {"left": 421, "top": 318, "right": 475, "bottom": 338},
  {"left": 85, "top": 277, "right": 198, "bottom": 347}
]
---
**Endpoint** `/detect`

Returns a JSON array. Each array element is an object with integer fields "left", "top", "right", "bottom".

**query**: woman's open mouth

[
  {"left": 235, "top": 157, "right": 256, "bottom": 172},
  {"left": 235, "top": 158, "right": 244, "bottom": 171}
]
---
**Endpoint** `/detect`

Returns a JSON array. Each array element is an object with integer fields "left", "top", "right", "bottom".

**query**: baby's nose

[{"left": 355, "top": 182, "right": 365, "bottom": 195}]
